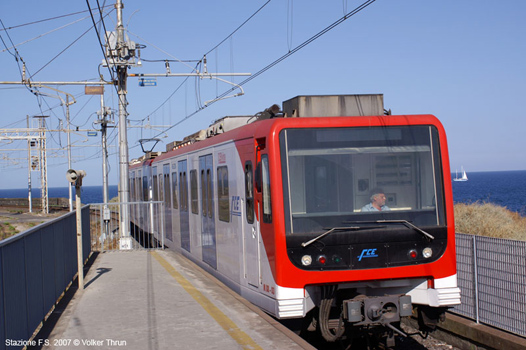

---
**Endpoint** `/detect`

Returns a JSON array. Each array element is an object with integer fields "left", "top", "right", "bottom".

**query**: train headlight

[
  {"left": 422, "top": 247, "right": 433, "bottom": 259},
  {"left": 301, "top": 255, "right": 312, "bottom": 266}
]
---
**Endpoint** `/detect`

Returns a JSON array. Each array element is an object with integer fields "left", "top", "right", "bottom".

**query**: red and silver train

[{"left": 129, "top": 95, "right": 461, "bottom": 345}]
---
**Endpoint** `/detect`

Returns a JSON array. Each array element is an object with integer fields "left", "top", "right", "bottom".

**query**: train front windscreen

[{"left": 279, "top": 125, "right": 448, "bottom": 270}]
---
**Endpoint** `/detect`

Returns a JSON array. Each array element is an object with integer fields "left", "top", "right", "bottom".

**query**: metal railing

[
  {"left": 453, "top": 233, "right": 526, "bottom": 337},
  {"left": 0, "top": 206, "right": 90, "bottom": 350},
  {"left": 89, "top": 201, "right": 165, "bottom": 251}
]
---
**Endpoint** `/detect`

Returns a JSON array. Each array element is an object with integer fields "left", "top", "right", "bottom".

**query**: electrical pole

[
  {"left": 33, "top": 116, "right": 49, "bottom": 214},
  {"left": 103, "top": 0, "right": 249, "bottom": 250},
  {"left": 115, "top": 0, "right": 132, "bottom": 249},
  {"left": 66, "top": 95, "right": 73, "bottom": 211},
  {"left": 27, "top": 116, "right": 32, "bottom": 213},
  {"left": 100, "top": 95, "right": 110, "bottom": 206},
  {"left": 93, "top": 87, "right": 113, "bottom": 242}
]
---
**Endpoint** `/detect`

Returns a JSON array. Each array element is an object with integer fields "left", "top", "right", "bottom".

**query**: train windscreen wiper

[
  {"left": 301, "top": 225, "right": 384, "bottom": 248},
  {"left": 376, "top": 220, "right": 435, "bottom": 240}
]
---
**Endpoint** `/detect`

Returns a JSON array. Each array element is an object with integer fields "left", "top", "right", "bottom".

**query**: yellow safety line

[{"left": 150, "top": 251, "right": 263, "bottom": 350}]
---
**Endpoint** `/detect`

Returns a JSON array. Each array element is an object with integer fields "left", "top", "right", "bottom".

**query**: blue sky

[{"left": 0, "top": 0, "right": 525, "bottom": 189}]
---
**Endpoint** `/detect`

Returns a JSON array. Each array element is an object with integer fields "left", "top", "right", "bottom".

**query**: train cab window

[
  {"left": 280, "top": 126, "right": 445, "bottom": 235},
  {"left": 261, "top": 155, "right": 272, "bottom": 223},
  {"left": 190, "top": 170, "right": 198, "bottom": 214},
  {"left": 217, "top": 166, "right": 229, "bottom": 222},
  {"left": 172, "top": 172, "right": 178, "bottom": 209},
  {"left": 245, "top": 162, "right": 254, "bottom": 224}
]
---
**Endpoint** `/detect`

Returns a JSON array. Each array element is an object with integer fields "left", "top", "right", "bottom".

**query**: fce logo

[{"left": 358, "top": 248, "right": 378, "bottom": 261}]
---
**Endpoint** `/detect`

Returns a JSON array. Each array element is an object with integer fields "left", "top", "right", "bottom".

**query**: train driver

[{"left": 361, "top": 188, "right": 390, "bottom": 212}]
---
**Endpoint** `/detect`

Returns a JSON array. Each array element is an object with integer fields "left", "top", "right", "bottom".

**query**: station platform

[{"left": 40, "top": 249, "right": 313, "bottom": 350}]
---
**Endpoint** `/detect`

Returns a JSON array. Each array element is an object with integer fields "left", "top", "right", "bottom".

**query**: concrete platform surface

[{"left": 43, "top": 250, "right": 312, "bottom": 350}]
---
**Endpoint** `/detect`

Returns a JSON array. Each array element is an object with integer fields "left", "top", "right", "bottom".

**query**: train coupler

[{"left": 343, "top": 295, "right": 412, "bottom": 326}]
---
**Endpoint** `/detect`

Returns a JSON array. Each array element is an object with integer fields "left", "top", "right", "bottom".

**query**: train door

[
  {"left": 200, "top": 154, "right": 216, "bottom": 269},
  {"left": 243, "top": 157, "right": 259, "bottom": 288},
  {"left": 163, "top": 163, "right": 172, "bottom": 243},
  {"left": 178, "top": 159, "right": 190, "bottom": 252}
]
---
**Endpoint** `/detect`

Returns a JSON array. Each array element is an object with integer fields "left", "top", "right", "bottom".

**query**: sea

[
  {"left": 451, "top": 170, "right": 526, "bottom": 216},
  {"left": 0, "top": 171, "right": 525, "bottom": 216},
  {"left": 0, "top": 185, "right": 119, "bottom": 205}
]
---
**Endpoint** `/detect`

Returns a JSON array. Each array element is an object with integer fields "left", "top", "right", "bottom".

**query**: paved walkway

[{"left": 43, "top": 250, "right": 312, "bottom": 350}]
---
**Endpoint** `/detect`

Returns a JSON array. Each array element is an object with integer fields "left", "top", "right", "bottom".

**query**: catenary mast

[{"left": 115, "top": 0, "right": 132, "bottom": 248}]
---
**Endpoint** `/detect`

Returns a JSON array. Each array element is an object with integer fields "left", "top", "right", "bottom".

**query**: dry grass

[
  {"left": 0, "top": 222, "right": 18, "bottom": 240},
  {"left": 454, "top": 202, "right": 526, "bottom": 241}
]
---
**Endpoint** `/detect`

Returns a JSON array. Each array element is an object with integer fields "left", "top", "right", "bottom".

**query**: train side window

[
  {"left": 130, "top": 176, "right": 135, "bottom": 201},
  {"left": 152, "top": 167, "right": 159, "bottom": 201},
  {"left": 207, "top": 169, "right": 213, "bottom": 218},
  {"left": 217, "top": 166, "right": 229, "bottom": 222},
  {"left": 138, "top": 170, "right": 142, "bottom": 201},
  {"left": 179, "top": 172, "right": 188, "bottom": 211},
  {"left": 261, "top": 155, "right": 272, "bottom": 223},
  {"left": 190, "top": 170, "right": 198, "bottom": 214},
  {"left": 158, "top": 173, "right": 164, "bottom": 203},
  {"left": 142, "top": 176, "right": 148, "bottom": 201},
  {"left": 172, "top": 172, "right": 178, "bottom": 209},
  {"left": 163, "top": 172, "right": 170, "bottom": 208},
  {"left": 245, "top": 162, "right": 254, "bottom": 224},
  {"left": 201, "top": 169, "right": 206, "bottom": 216}
]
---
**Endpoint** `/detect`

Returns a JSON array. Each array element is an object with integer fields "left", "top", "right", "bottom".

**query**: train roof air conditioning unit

[{"left": 282, "top": 94, "right": 384, "bottom": 118}]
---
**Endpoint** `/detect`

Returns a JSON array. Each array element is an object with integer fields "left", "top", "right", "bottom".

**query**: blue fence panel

[
  {"left": 83, "top": 208, "right": 90, "bottom": 261},
  {"left": 53, "top": 221, "right": 66, "bottom": 300},
  {"left": 0, "top": 206, "right": 91, "bottom": 350},
  {"left": 24, "top": 232, "right": 45, "bottom": 335},
  {"left": 2, "top": 239, "right": 29, "bottom": 346},
  {"left": 64, "top": 215, "right": 76, "bottom": 289},
  {"left": 40, "top": 225, "right": 56, "bottom": 315},
  {"left": 0, "top": 249, "right": 5, "bottom": 350}
]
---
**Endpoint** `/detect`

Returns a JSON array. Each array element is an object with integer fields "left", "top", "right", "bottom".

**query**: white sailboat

[{"left": 454, "top": 166, "right": 468, "bottom": 182}]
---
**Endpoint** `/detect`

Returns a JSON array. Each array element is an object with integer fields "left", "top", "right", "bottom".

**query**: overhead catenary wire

[
  {"left": 0, "top": 6, "right": 113, "bottom": 32},
  {"left": 1, "top": 15, "right": 92, "bottom": 53},
  {"left": 151, "top": 0, "right": 378, "bottom": 139},
  {"left": 0, "top": 17, "right": 53, "bottom": 120},
  {"left": 86, "top": 0, "right": 117, "bottom": 88},
  {"left": 3, "top": 0, "right": 378, "bottom": 175},
  {"left": 29, "top": 23, "right": 100, "bottom": 79},
  {"left": 128, "top": 0, "right": 272, "bottom": 136},
  {"left": 1, "top": 4, "right": 116, "bottom": 172},
  {"left": 0, "top": 19, "right": 33, "bottom": 89},
  {"left": 204, "top": 0, "right": 272, "bottom": 57},
  {"left": 127, "top": 30, "right": 200, "bottom": 73}
]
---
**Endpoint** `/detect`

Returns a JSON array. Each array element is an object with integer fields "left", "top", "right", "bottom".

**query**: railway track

[{"left": 280, "top": 318, "right": 460, "bottom": 350}]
